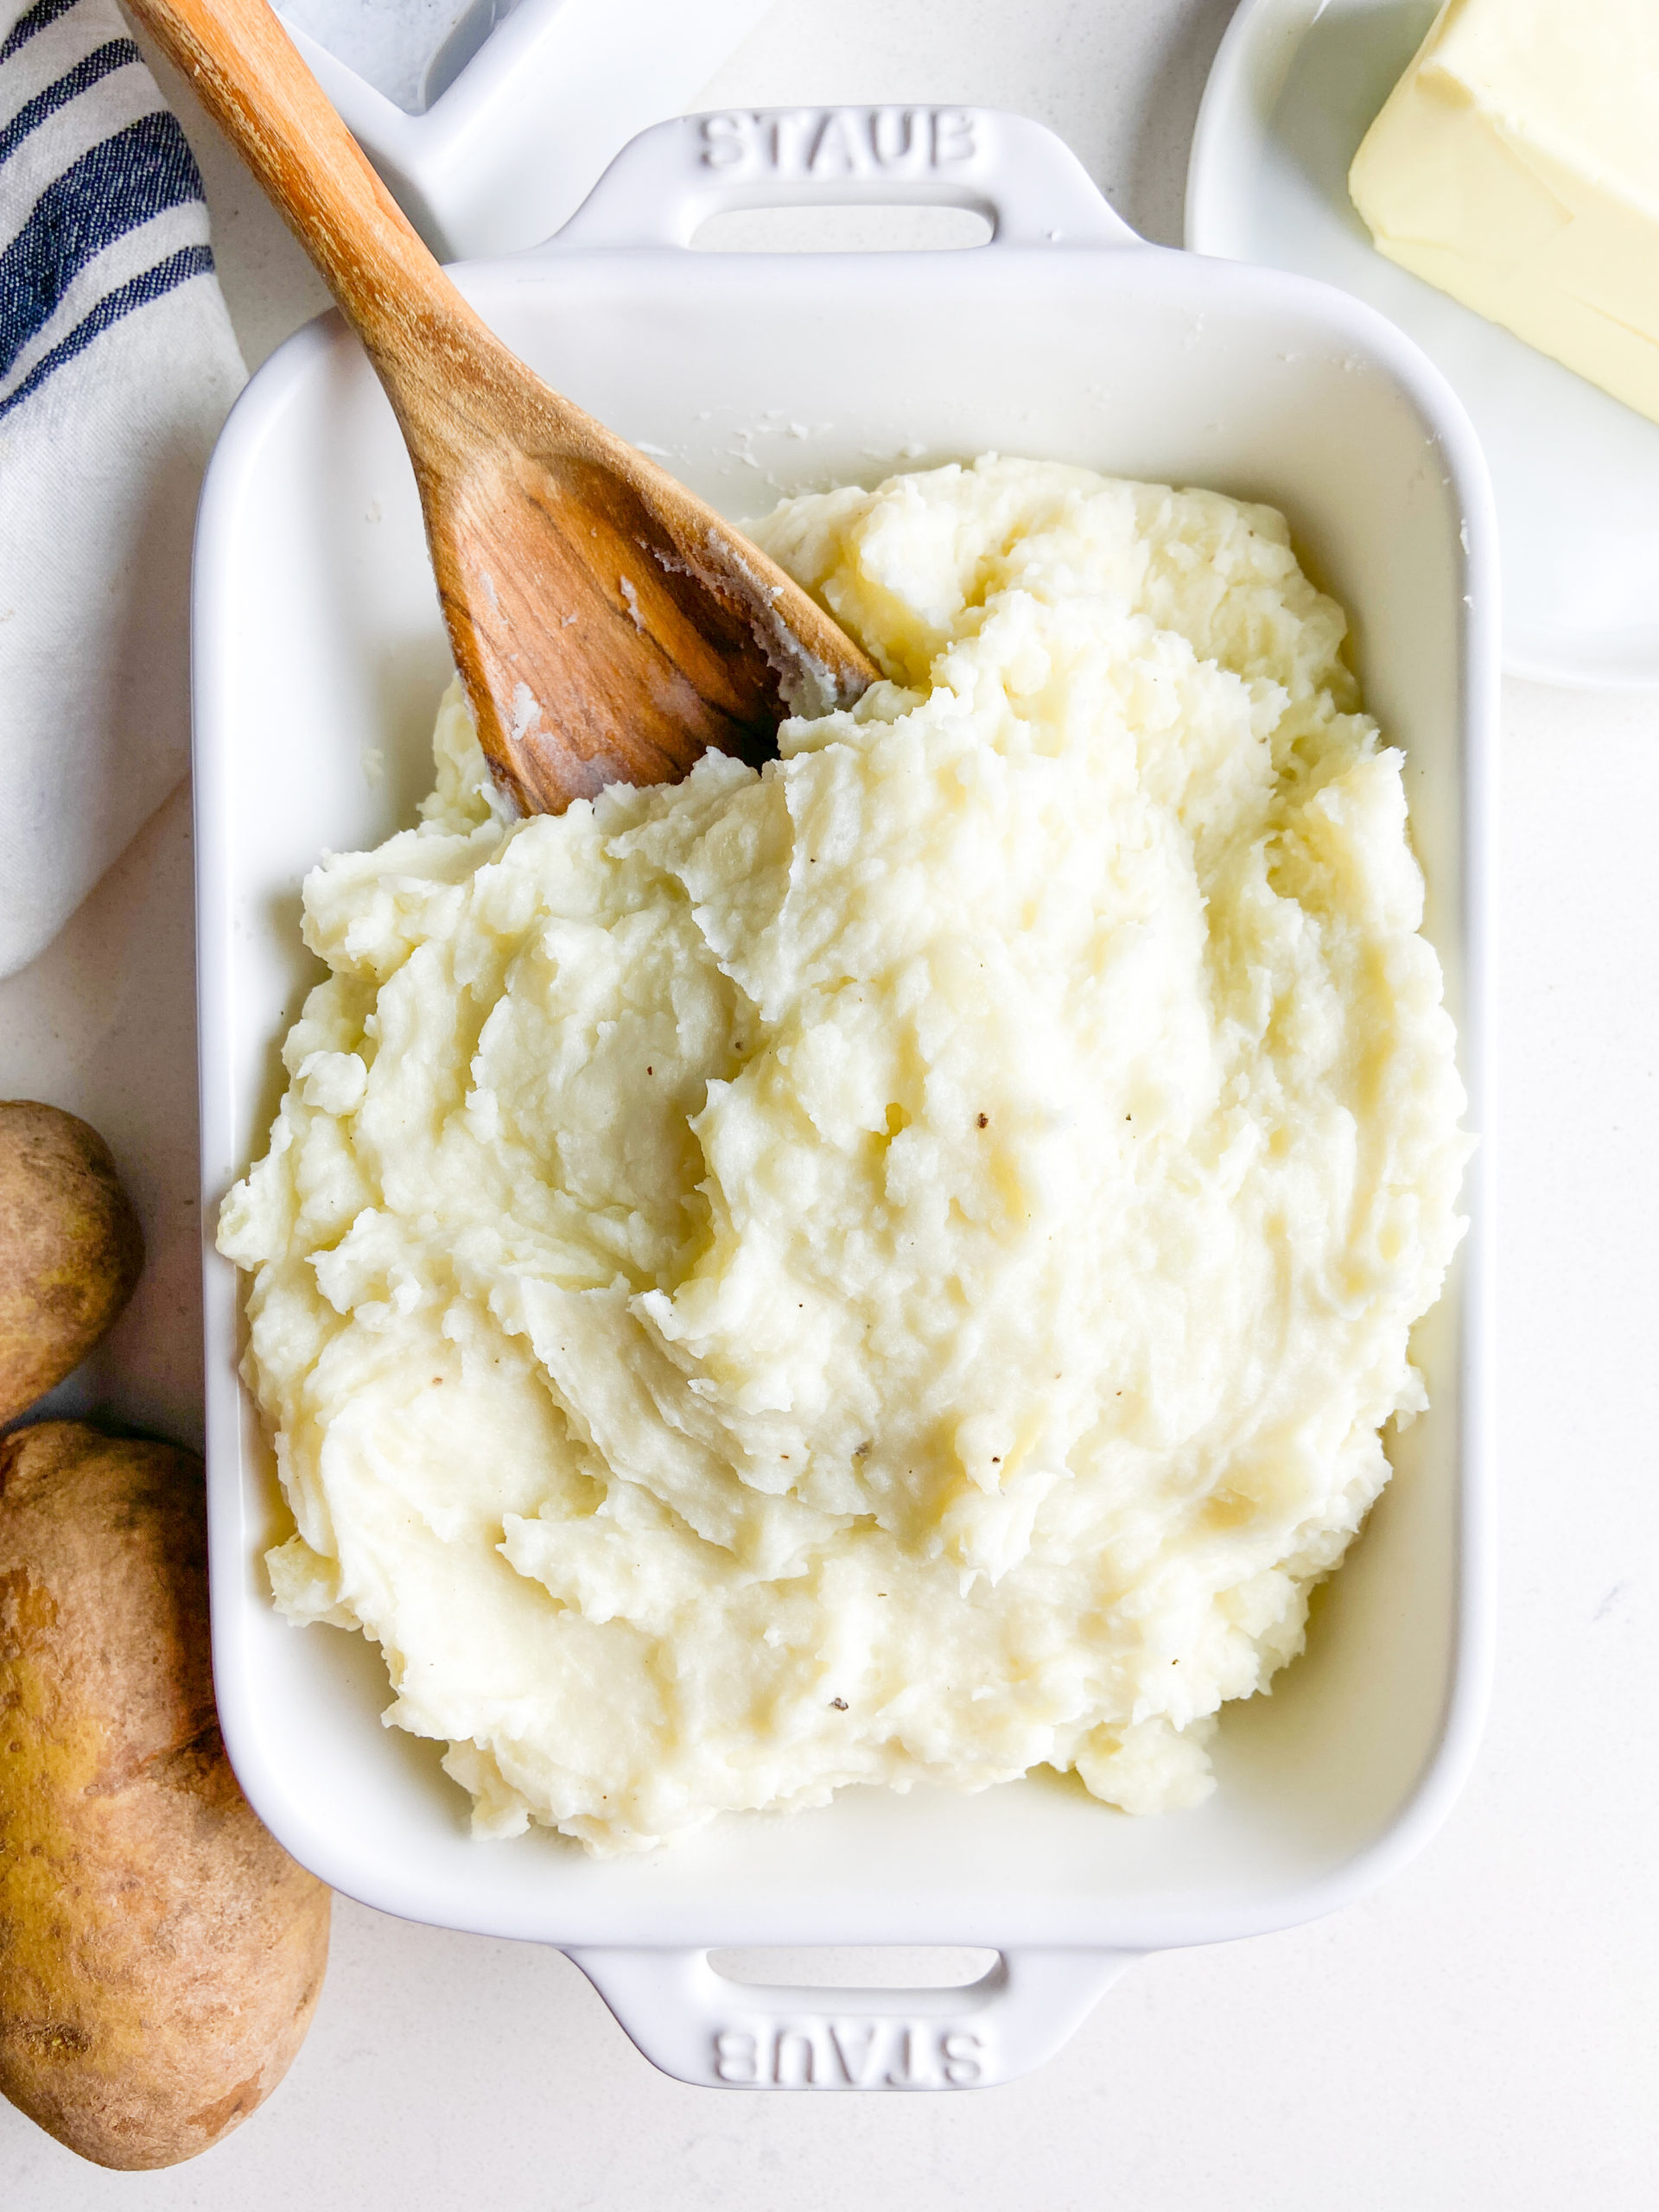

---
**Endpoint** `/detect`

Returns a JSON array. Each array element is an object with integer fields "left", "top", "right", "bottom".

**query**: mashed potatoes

[{"left": 219, "top": 457, "right": 1468, "bottom": 1855}]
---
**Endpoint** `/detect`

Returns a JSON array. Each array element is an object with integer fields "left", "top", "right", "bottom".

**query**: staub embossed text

[
  {"left": 712, "top": 2018, "right": 988, "bottom": 2088},
  {"left": 699, "top": 108, "right": 981, "bottom": 178}
]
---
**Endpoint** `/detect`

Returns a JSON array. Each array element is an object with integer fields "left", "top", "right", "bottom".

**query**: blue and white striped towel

[{"left": 1, "top": 0, "right": 245, "bottom": 977}]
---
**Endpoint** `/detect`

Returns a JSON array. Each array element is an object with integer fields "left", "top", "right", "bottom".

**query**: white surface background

[{"left": 3, "top": 1, "right": 1656, "bottom": 2202}]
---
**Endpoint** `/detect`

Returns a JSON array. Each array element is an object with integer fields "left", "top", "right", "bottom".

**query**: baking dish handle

[
  {"left": 542, "top": 106, "right": 1139, "bottom": 253},
  {"left": 564, "top": 1945, "right": 1135, "bottom": 2090}
]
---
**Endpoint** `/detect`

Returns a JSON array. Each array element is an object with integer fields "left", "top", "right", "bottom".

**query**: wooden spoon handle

[{"left": 126, "top": 0, "right": 480, "bottom": 383}]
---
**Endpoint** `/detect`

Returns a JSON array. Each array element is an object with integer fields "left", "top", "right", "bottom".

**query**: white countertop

[{"left": 4, "top": 2, "right": 1656, "bottom": 2202}]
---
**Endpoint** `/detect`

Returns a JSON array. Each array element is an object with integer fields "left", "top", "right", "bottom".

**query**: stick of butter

[{"left": 1349, "top": 0, "right": 1659, "bottom": 424}]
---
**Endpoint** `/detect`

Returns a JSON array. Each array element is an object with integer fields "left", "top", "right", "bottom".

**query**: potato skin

[
  {"left": 0, "top": 1104, "right": 144, "bottom": 1427},
  {"left": 0, "top": 1423, "right": 330, "bottom": 2170}
]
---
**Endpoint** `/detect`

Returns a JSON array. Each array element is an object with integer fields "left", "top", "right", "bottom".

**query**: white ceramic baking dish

[{"left": 194, "top": 106, "right": 1497, "bottom": 2092}]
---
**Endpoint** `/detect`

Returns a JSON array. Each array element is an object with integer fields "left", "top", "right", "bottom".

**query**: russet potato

[
  {"left": 0, "top": 1422, "right": 330, "bottom": 2170},
  {"left": 0, "top": 1103, "right": 144, "bottom": 1426}
]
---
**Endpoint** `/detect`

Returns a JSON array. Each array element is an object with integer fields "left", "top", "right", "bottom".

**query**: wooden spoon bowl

[{"left": 130, "top": 0, "right": 879, "bottom": 815}]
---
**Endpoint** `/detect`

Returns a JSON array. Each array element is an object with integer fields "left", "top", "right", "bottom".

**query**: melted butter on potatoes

[{"left": 219, "top": 457, "right": 1468, "bottom": 1855}]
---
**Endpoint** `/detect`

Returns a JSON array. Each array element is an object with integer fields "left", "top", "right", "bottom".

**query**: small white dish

[
  {"left": 194, "top": 106, "right": 1495, "bottom": 2090},
  {"left": 277, "top": 0, "right": 773, "bottom": 259},
  {"left": 1187, "top": 0, "right": 1659, "bottom": 690}
]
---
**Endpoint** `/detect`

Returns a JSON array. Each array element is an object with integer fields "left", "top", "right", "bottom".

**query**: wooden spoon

[{"left": 129, "top": 0, "right": 880, "bottom": 814}]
